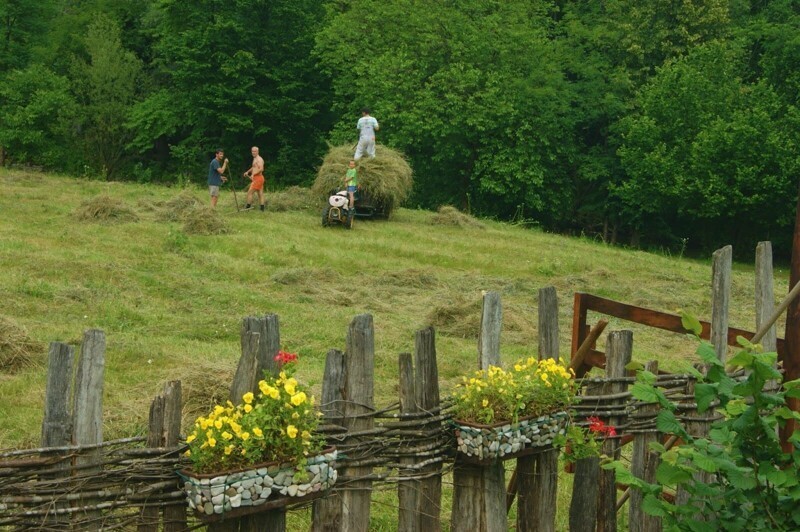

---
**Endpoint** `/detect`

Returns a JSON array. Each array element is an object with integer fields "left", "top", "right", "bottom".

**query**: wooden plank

[
  {"left": 570, "top": 319, "right": 609, "bottom": 378},
  {"left": 230, "top": 331, "right": 260, "bottom": 404},
  {"left": 341, "top": 314, "right": 375, "bottom": 532},
  {"left": 711, "top": 246, "right": 732, "bottom": 363},
  {"left": 162, "top": 381, "right": 186, "bottom": 532},
  {"left": 41, "top": 342, "right": 74, "bottom": 447},
  {"left": 571, "top": 292, "right": 785, "bottom": 355},
  {"left": 397, "top": 352, "right": 418, "bottom": 532},
  {"left": 311, "top": 350, "right": 346, "bottom": 531},
  {"left": 138, "top": 394, "right": 165, "bottom": 532},
  {"left": 568, "top": 456, "right": 600, "bottom": 532},
  {"left": 521, "top": 287, "right": 559, "bottom": 532},
  {"left": 629, "top": 361, "right": 662, "bottom": 532},
  {"left": 414, "top": 327, "right": 441, "bottom": 531},
  {"left": 571, "top": 293, "right": 589, "bottom": 361},
  {"left": 597, "top": 330, "right": 632, "bottom": 532},
  {"left": 72, "top": 329, "right": 106, "bottom": 531},
  {"left": 241, "top": 314, "right": 280, "bottom": 383},
  {"left": 452, "top": 293, "right": 506, "bottom": 532},
  {"left": 478, "top": 291, "right": 502, "bottom": 369},
  {"left": 784, "top": 186, "right": 800, "bottom": 453},
  {"left": 41, "top": 342, "right": 74, "bottom": 528},
  {"left": 755, "top": 242, "right": 777, "bottom": 353}
]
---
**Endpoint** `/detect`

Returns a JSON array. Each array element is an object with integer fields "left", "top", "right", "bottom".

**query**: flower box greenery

[
  {"left": 452, "top": 357, "right": 576, "bottom": 461},
  {"left": 180, "top": 352, "right": 336, "bottom": 518}
]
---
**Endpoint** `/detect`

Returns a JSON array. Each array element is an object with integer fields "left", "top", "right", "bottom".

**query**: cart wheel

[{"left": 322, "top": 207, "right": 331, "bottom": 227}]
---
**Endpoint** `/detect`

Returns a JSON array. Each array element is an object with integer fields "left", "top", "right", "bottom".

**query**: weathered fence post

[
  {"left": 341, "top": 314, "right": 375, "bottom": 532},
  {"left": 397, "top": 352, "right": 418, "bottom": 532},
  {"left": 711, "top": 245, "right": 732, "bottom": 363},
  {"left": 755, "top": 242, "right": 777, "bottom": 353},
  {"left": 41, "top": 342, "right": 74, "bottom": 527},
  {"left": 452, "top": 291, "right": 506, "bottom": 532},
  {"left": 162, "top": 380, "right": 185, "bottom": 532},
  {"left": 596, "top": 330, "right": 632, "bottom": 532},
  {"left": 312, "top": 349, "right": 346, "bottom": 531},
  {"left": 139, "top": 394, "right": 165, "bottom": 532},
  {"left": 629, "top": 360, "right": 662, "bottom": 532},
  {"left": 72, "top": 329, "right": 106, "bottom": 531},
  {"left": 414, "top": 327, "right": 442, "bottom": 530},
  {"left": 517, "top": 286, "right": 560, "bottom": 531}
]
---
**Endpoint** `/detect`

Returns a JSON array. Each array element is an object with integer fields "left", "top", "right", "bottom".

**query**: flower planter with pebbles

[
  {"left": 454, "top": 412, "right": 569, "bottom": 463},
  {"left": 180, "top": 448, "right": 337, "bottom": 520}
]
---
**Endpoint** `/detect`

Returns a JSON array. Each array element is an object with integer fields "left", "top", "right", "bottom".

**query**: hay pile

[
  {"left": 0, "top": 317, "right": 42, "bottom": 373},
  {"left": 182, "top": 206, "right": 231, "bottom": 235},
  {"left": 74, "top": 195, "right": 139, "bottom": 223},
  {"left": 268, "top": 186, "right": 318, "bottom": 212},
  {"left": 430, "top": 205, "right": 485, "bottom": 229},
  {"left": 312, "top": 144, "right": 413, "bottom": 217},
  {"left": 157, "top": 190, "right": 205, "bottom": 222}
]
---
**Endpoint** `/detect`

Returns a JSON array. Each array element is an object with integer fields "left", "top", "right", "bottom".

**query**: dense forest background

[{"left": 1, "top": 0, "right": 798, "bottom": 256}]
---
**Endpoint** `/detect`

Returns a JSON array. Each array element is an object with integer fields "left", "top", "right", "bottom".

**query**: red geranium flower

[
  {"left": 587, "top": 416, "right": 617, "bottom": 437},
  {"left": 274, "top": 350, "right": 298, "bottom": 365}
]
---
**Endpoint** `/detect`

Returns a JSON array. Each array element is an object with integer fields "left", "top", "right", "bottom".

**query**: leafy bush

[
  {"left": 452, "top": 357, "right": 576, "bottom": 424},
  {"left": 604, "top": 315, "right": 800, "bottom": 531},
  {"left": 185, "top": 353, "right": 323, "bottom": 474}
]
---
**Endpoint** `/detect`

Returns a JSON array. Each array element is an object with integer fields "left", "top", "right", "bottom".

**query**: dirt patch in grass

[
  {"left": 430, "top": 206, "right": 485, "bottom": 229},
  {"left": 268, "top": 186, "right": 318, "bottom": 212},
  {"left": 182, "top": 206, "right": 231, "bottom": 235},
  {"left": 74, "top": 194, "right": 139, "bottom": 223},
  {"left": 0, "top": 317, "right": 43, "bottom": 373}
]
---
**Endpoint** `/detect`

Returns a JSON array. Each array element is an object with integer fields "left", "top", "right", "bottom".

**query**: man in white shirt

[{"left": 354, "top": 107, "right": 379, "bottom": 160}]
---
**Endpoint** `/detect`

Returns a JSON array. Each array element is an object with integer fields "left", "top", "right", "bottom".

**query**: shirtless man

[{"left": 244, "top": 146, "right": 265, "bottom": 211}]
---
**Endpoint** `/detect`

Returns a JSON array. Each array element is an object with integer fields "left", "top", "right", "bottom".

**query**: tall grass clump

[
  {"left": 430, "top": 205, "right": 485, "bottom": 229},
  {"left": 74, "top": 194, "right": 139, "bottom": 223},
  {"left": 182, "top": 206, "right": 231, "bottom": 235},
  {"left": 0, "top": 317, "right": 42, "bottom": 373}
]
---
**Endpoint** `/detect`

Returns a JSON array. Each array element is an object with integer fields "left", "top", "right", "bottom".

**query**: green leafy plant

[
  {"left": 452, "top": 357, "right": 577, "bottom": 424},
  {"left": 604, "top": 314, "right": 800, "bottom": 531},
  {"left": 561, "top": 416, "right": 618, "bottom": 464},
  {"left": 184, "top": 352, "right": 324, "bottom": 474}
]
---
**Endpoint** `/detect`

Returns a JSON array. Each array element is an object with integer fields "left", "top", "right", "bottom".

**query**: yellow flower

[
  {"left": 184, "top": 449, "right": 191, "bottom": 457},
  {"left": 241, "top": 432, "right": 250, "bottom": 441},
  {"left": 301, "top": 430, "right": 311, "bottom": 440},
  {"left": 214, "top": 419, "right": 223, "bottom": 429},
  {"left": 242, "top": 392, "right": 254, "bottom": 404},
  {"left": 291, "top": 392, "right": 307, "bottom": 406},
  {"left": 213, "top": 405, "right": 225, "bottom": 416},
  {"left": 253, "top": 427, "right": 263, "bottom": 438},
  {"left": 482, "top": 399, "right": 489, "bottom": 407},
  {"left": 208, "top": 437, "right": 217, "bottom": 448},
  {"left": 287, "top": 425, "right": 298, "bottom": 439},
  {"left": 221, "top": 431, "right": 233, "bottom": 440},
  {"left": 224, "top": 445, "right": 234, "bottom": 455},
  {"left": 292, "top": 412, "right": 299, "bottom": 419},
  {"left": 186, "top": 434, "right": 196, "bottom": 443},
  {"left": 244, "top": 404, "right": 253, "bottom": 413}
]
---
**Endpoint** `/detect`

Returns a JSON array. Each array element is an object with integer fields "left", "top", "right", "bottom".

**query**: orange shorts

[{"left": 249, "top": 174, "right": 264, "bottom": 191}]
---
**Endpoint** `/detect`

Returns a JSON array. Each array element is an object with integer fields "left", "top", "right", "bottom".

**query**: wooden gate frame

[{"left": 569, "top": 292, "right": 786, "bottom": 378}]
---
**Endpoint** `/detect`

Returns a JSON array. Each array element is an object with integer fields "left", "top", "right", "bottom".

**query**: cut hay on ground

[
  {"left": 0, "top": 317, "right": 43, "bottom": 373},
  {"left": 182, "top": 206, "right": 231, "bottom": 235},
  {"left": 426, "top": 294, "right": 482, "bottom": 339},
  {"left": 74, "top": 195, "right": 139, "bottom": 223},
  {"left": 430, "top": 205, "right": 485, "bottom": 229},
  {"left": 268, "top": 186, "right": 318, "bottom": 212},
  {"left": 312, "top": 144, "right": 413, "bottom": 217},
  {"left": 156, "top": 190, "right": 205, "bottom": 222},
  {"left": 181, "top": 361, "right": 235, "bottom": 428}
]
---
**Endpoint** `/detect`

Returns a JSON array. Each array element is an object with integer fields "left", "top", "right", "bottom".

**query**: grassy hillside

[{"left": 1, "top": 167, "right": 788, "bottom": 452}]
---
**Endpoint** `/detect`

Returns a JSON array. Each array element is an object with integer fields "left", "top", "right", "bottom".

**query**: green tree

[
  {"left": 72, "top": 14, "right": 142, "bottom": 179},
  {"left": 316, "top": 0, "right": 577, "bottom": 223},
  {"left": 0, "top": 64, "right": 78, "bottom": 167},
  {"left": 0, "top": 0, "right": 57, "bottom": 71},
  {"left": 615, "top": 40, "right": 798, "bottom": 253},
  {"left": 129, "top": 0, "right": 332, "bottom": 185}
]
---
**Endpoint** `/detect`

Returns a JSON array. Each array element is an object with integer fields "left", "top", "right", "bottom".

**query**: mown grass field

[{"left": 0, "top": 168, "right": 788, "bottom": 529}]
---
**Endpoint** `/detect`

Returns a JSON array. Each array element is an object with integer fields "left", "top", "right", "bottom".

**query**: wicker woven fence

[{"left": 0, "top": 285, "right": 756, "bottom": 531}]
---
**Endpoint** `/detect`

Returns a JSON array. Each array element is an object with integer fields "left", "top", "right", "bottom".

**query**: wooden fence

[{"left": 0, "top": 243, "right": 789, "bottom": 531}]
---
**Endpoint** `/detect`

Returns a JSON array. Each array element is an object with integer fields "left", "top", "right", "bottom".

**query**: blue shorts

[{"left": 347, "top": 185, "right": 357, "bottom": 193}]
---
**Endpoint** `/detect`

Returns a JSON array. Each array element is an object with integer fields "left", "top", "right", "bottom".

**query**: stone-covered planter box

[
  {"left": 179, "top": 448, "right": 337, "bottom": 521},
  {"left": 454, "top": 412, "right": 569, "bottom": 463}
]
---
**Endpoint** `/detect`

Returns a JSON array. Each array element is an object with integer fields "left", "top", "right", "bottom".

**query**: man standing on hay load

[
  {"left": 354, "top": 107, "right": 379, "bottom": 160},
  {"left": 244, "top": 146, "right": 266, "bottom": 212},
  {"left": 208, "top": 149, "right": 229, "bottom": 208}
]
